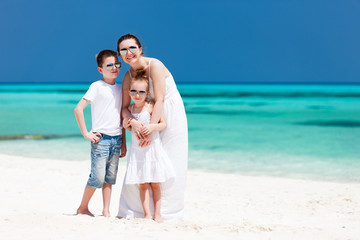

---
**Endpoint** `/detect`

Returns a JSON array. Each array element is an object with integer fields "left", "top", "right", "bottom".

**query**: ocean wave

[
  {"left": 180, "top": 92, "right": 360, "bottom": 98},
  {"left": 306, "top": 105, "right": 333, "bottom": 110},
  {"left": 185, "top": 108, "right": 253, "bottom": 115},
  {"left": 0, "top": 89, "right": 86, "bottom": 93},
  {"left": 2, "top": 88, "right": 360, "bottom": 98},
  {"left": 294, "top": 120, "right": 360, "bottom": 128},
  {"left": 185, "top": 108, "right": 278, "bottom": 116},
  {"left": 0, "top": 134, "right": 81, "bottom": 140},
  {"left": 59, "top": 100, "right": 80, "bottom": 104}
]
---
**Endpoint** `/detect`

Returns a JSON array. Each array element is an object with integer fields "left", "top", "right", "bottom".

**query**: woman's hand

[
  {"left": 139, "top": 124, "right": 155, "bottom": 137},
  {"left": 120, "top": 141, "right": 127, "bottom": 158},
  {"left": 139, "top": 133, "right": 153, "bottom": 148},
  {"left": 130, "top": 119, "right": 145, "bottom": 139},
  {"left": 123, "top": 117, "right": 132, "bottom": 131}
]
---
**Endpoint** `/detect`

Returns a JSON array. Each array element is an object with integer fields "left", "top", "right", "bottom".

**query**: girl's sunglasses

[
  {"left": 129, "top": 89, "right": 147, "bottom": 97},
  {"left": 106, "top": 62, "right": 121, "bottom": 70},
  {"left": 119, "top": 46, "right": 138, "bottom": 56}
]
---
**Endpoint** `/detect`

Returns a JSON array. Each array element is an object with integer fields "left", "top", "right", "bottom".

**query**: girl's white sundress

[
  {"left": 118, "top": 59, "right": 188, "bottom": 221},
  {"left": 124, "top": 106, "right": 176, "bottom": 184}
]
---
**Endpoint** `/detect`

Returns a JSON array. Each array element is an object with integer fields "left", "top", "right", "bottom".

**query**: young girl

[{"left": 123, "top": 71, "right": 176, "bottom": 223}]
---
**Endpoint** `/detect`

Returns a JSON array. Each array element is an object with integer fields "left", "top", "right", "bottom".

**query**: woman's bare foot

[
  {"left": 76, "top": 207, "right": 94, "bottom": 217},
  {"left": 153, "top": 215, "right": 163, "bottom": 223}
]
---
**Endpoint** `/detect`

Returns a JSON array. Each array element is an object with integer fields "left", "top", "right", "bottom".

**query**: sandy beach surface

[{"left": 1, "top": 154, "right": 359, "bottom": 240}]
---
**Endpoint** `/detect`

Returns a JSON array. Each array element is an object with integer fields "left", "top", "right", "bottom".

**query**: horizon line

[{"left": 1, "top": 81, "right": 360, "bottom": 86}]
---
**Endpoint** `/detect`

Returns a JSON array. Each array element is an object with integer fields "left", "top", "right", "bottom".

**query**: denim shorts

[{"left": 87, "top": 133, "right": 122, "bottom": 188}]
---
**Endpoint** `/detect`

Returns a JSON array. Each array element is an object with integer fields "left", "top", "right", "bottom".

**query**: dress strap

[
  {"left": 146, "top": 102, "right": 153, "bottom": 115},
  {"left": 145, "top": 102, "right": 150, "bottom": 112},
  {"left": 128, "top": 69, "right": 132, "bottom": 78}
]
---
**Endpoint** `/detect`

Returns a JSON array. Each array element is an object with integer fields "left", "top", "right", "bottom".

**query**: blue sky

[{"left": 1, "top": 0, "right": 359, "bottom": 84}]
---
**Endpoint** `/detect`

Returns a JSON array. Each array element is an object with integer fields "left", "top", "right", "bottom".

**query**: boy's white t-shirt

[{"left": 83, "top": 80, "right": 122, "bottom": 136}]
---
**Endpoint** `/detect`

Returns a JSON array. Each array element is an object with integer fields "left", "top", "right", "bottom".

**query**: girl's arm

[{"left": 74, "top": 98, "right": 102, "bottom": 143}]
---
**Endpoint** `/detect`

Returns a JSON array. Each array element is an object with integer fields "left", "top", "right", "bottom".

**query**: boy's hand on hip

[{"left": 84, "top": 132, "right": 102, "bottom": 143}]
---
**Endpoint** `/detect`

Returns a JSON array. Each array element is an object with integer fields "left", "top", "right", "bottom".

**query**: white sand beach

[{"left": 1, "top": 153, "right": 359, "bottom": 240}]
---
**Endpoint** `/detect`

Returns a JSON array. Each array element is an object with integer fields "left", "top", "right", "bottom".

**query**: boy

[{"left": 74, "top": 50, "right": 126, "bottom": 217}]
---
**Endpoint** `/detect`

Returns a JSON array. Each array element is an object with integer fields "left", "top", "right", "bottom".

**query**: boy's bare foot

[
  {"left": 102, "top": 210, "right": 111, "bottom": 218},
  {"left": 154, "top": 215, "right": 163, "bottom": 223},
  {"left": 76, "top": 207, "right": 94, "bottom": 217}
]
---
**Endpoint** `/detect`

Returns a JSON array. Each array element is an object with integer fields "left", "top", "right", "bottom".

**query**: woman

[{"left": 116, "top": 34, "right": 188, "bottom": 221}]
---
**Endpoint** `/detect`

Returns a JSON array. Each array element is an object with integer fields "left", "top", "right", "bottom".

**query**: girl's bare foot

[
  {"left": 154, "top": 215, "right": 163, "bottom": 223},
  {"left": 102, "top": 210, "right": 111, "bottom": 217},
  {"left": 76, "top": 207, "right": 94, "bottom": 217},
  {"left": 144, "top": 214, "right": 152, "bottom": 219}
]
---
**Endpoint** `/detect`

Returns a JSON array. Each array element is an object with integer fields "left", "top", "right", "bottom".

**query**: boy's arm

[{"left": 74, "top": 98, "right": 101, "bottom": 143}]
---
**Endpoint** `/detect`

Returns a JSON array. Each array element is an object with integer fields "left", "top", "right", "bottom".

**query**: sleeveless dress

[
  {"left": 124, "top": 106, "right": 176, "bottom": 184},
  {"left": 118, "top": 59, "right": 188, "bottom": 221}
]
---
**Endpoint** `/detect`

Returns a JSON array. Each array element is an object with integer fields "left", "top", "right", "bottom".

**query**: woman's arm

[
  {"left": 149, "top": 59, "right": 167, "bottom": 125},
  {"left": 138, "top": 60, "right": 167, "bottom": 142},
  {"left": 120, "top": 102, "right": 127, "bottom": 158},
  {"left": 138, "top": 59, "right": 168, "bottom": 147},
  {"left": 141, "top": 102, "right": 166, "bottom": 136},
  {"left": 122, "top": 71, "right": 144, "bottom": 135},
  {"left": 121, "top": 72, "right": 133, "bottom": 120},
  {"left": 120, "top": 127, "right": 127, "bottom": 158},
  {"left": 148, "top": 117, "right": 167, "bottom": 132},
  {"left": 122, "top": 105, "right": 133, "bottom": 132}
]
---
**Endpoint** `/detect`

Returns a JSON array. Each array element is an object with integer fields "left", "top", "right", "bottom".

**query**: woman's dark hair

[{"left": 117, "top": 33, "right": 144, "bottom": 56}]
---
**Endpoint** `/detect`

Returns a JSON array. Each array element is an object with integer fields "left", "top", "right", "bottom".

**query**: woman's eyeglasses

[
  {"left": 106, "top": 62, "right": 121, "bottom": 70},
  {"left": 119, "top": 46, "right": 138, "bottom": 56},
  {"left": 129, "top": 89, "right": 147, "bottom": 97}
]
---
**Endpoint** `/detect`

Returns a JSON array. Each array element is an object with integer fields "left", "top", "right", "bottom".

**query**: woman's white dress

[
  {"left": 124, "top": 109, "right": 176, "bottom": 184},
  {"left": 117, "top": 62, "right": 188, "bottom": 221}
]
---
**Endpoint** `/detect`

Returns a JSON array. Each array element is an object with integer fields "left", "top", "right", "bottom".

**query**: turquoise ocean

[{"left": 1, "top": 83, "right": 360, "bottom": 182}]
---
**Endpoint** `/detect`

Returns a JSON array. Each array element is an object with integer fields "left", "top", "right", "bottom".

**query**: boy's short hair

[{"left": 96, "top": 50, "right": 118, "bottom": 67}]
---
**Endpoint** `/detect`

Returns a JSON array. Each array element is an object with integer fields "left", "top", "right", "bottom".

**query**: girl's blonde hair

[{"left": 130, "top": 69, "right": 149, "bottom": 92}]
